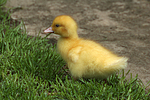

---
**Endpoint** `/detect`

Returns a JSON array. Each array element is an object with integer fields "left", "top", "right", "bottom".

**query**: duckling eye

[{"left": 55, "top": 24, "right": 60, "bottom": 27}]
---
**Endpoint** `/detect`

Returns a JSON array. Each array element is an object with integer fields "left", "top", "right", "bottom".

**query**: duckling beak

[{"left": 44, "top": 27, "right": 54, "bottom": 33}]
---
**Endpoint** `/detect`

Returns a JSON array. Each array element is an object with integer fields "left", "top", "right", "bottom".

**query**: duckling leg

[{"left": 73, "top": 76, "right": 78, "bottom": 81}]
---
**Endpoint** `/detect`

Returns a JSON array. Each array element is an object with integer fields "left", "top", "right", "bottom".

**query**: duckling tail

[{"left": 105, "top": 57, "right": 128, "bottom": 74}]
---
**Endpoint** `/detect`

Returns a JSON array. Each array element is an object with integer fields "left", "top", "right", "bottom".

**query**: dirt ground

[{"left": 6, "top": 0, "right": 150, "bottom": 90}]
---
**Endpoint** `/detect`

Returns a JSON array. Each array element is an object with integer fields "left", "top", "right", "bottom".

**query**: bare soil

[{"left": 6, "top": 0, "right": 150, "bottom": 90}]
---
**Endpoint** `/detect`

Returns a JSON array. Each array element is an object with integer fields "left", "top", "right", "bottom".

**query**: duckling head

[{"left": 44, "top": 15, "right": 78, "bottom": 38}]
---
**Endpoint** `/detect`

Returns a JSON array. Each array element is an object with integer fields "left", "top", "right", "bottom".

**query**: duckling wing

[{"left": 68, "top": 46, "right": 83, "bottom": 63}]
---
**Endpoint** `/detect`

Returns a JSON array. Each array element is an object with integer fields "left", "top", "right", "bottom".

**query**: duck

[{"left": 43, "top": 15, "right": 128, "bottom": 79}]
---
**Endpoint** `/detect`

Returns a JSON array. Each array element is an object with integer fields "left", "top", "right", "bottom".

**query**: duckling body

[{"left": 44, "top": 15, "right": 128, "bottom": 79}]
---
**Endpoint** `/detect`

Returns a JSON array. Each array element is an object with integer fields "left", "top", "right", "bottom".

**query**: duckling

[{"left": 44, "top": 15, "right": 128, "bottom": 79}]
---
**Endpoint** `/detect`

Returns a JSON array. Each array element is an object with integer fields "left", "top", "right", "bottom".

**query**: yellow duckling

[{"left": 44, "top": 15, "right": 128, "bottom": 79}]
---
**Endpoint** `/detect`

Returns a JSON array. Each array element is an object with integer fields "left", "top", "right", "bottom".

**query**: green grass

[{"left": 0, "top": 2, "right": 150, "bottom": 100}]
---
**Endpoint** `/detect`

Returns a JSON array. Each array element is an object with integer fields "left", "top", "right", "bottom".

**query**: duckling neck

[
  {"left": 69, "top": 34, "right": 79, "bottom": 39},
  {"left": 64, "top": 31, "right": 79, "bottom": 39}
]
